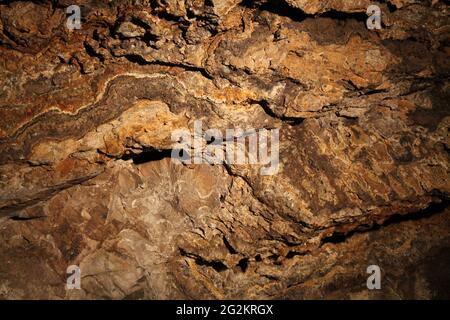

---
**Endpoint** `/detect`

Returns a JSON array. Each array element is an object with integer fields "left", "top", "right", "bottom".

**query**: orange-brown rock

[{"left": 0, "top": 0, "right": 449, "bottom": 299}]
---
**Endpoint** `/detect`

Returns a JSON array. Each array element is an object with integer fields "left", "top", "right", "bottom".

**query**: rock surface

[{"left": 0, "top": 0, "right": 449, "bottom": 299}]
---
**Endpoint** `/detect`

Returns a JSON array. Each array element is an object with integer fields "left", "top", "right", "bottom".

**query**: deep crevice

[
  {"left": 84, "top": 41, "right": 105, "bottom": 63},
  {"left": 238, "top": 258, "right": 249, "bottom": 272},
  {"left": 286, "top": 250, "right": 308, "bottom": 259},
  {"left": 319, "top": 10, "right": 368, "bottom": 23},
  {"left": 249, "top": 99, "right": 305, "bottom": 125},
  {"left": 223, "top": 236, "right": 238, "bottom": 254},
  {"left": 180, "top": 248, "right": 228, "bottom": 272},
  {"left": 241, "top": 0, "right": 371, "bottom": 24},
  {"left": 125, "top": 147, "right": 173, "bottom": 165},
  {"left": 9, "top": 215, "right": 46, "bottom": 221},
  {"left": 322, "top": 198, "right": 450, "bottom": 245},
  {"left": 242, "top": 0, "right": 309, "bottom": 22}
]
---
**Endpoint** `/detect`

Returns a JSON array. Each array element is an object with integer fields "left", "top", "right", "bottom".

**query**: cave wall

[{"left": 0, "top": 0, "right": 449, "bottom": 299}]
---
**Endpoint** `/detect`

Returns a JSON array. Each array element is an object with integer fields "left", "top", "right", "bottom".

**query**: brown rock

[{"left": 0, "top": 0, "right": 448, "bottom": 300}]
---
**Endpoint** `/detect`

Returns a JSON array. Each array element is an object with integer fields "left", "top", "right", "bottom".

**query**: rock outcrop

[{"left": 0, "top": 0, "right": 449, "bottom": 299}]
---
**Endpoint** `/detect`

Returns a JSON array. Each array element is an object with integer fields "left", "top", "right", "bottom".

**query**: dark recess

[{"left": 323, "top": 198, "right": 450, "bottom": 244}]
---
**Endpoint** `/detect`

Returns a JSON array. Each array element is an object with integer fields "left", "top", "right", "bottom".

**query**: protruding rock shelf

[{"left": 0, "top": 0, "right": 448, "bottom": 299}]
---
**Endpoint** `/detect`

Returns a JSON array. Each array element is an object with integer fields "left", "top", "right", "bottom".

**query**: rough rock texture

[{"left": 0, "top": 0, "right": 449, "bottom": 299}]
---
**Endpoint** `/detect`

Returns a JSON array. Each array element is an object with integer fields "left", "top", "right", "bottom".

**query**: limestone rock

[{"left": 0, "top": 0, "right": 449, "bottom": 299}]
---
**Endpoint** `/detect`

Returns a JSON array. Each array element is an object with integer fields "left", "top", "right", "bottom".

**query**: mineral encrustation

[{"left": 0, "top": 0, "right": 449, "bottom": 299}]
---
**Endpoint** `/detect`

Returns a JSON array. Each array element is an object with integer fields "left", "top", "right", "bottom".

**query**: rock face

[{"left": 0, "top": 0, "right": 449, "bottom": 299}]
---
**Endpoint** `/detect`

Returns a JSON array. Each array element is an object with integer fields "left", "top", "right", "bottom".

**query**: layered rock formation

[{"left": 0, "top": 0, "right": 449, "bottom": 299}]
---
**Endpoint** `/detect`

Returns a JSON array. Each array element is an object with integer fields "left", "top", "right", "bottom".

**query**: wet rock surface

[{"left": 0, "top": 0, "right": 449, "bottom": 299}]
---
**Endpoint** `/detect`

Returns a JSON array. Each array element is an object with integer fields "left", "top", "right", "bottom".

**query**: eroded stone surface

[{"left": 0, "top": 0, "right": 449, "bottom": 299}]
